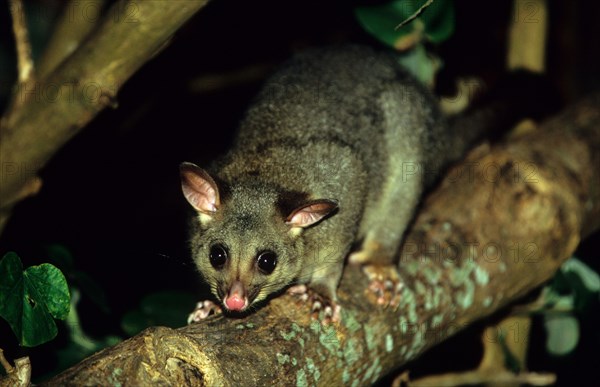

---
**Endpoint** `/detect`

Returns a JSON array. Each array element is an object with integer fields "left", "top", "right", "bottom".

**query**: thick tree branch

[
  {"left": 0, "top": 0, "right": 209, "bottom": 234},
  {"left": 507, "top": 0, "right": 548, "bottom": 72},
  {"left": 37, "top": 0, "right": 108, "bottom": 79},
  {"left": 42, "top": 93, "right": 600, "bottom": 386}
]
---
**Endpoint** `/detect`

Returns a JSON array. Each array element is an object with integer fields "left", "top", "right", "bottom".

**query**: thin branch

[
  {"left": 0, "top": 348, "right": 14, "bottom": 374},
  {"left": 395, "top": 0, "right": 435, "bottom": 30},
  {"left": 0, "top": 352, "right": 31, "bottom": 387},
  {"left": 9, "top": 0, "right": 35, "bottom": 83}
]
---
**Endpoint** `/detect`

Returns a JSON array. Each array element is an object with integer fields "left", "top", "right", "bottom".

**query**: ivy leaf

[
  {"left": 544, "top": 313, "right": 580, "bottom": 356},
  {"left": 539, "top": 257, "right": 598, "bottom": 357},
  {"left": 396, "top": 44, "right": 441, "bottom": 86},
  {"left": 0, "top": 252, "right": 70, "bottom": 347},
  {"left": 561, "top": 258, "right": 600, "bottom": 296},
  {"left": 419, "top": 0, "right": 455, "bottom": 44},
  {"left": 549, "top": 257, "right": 600, "bottom": 312}
]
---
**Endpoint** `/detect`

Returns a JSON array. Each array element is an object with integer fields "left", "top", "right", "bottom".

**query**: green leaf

[
  {"left": 422, "top": 0, "right": 455, "bottom": 43},
  {"left": 355, "top": 2, "right": 415, "bottom": 49},
  {"left": 354, "top": 0, "right": 455, "bottom": 49},
  {"left": 544, "top": 313, "right": 580, "bottom": 356},
  {"left": 25, "top": 264, "right": 71, "bottom": 320},
  {"left": 122, "top": 290, "right": 196, "bottom": 336},
  {"left": 550, "top": 257, "right": 600, "bottom": 312},
  {"left": 560, "top": 257, "right": 600, "bottom": 292},
  {"left": 0, "top": 252, "right": 70, "bottom": 347}
]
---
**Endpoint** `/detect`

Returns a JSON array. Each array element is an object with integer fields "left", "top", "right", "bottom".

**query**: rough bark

[
  {"left": 41, "top": 93, "right": 600, "bottom": 386},
  {"left": 0, "top": 0, "right": 209, "bottom": 234}
]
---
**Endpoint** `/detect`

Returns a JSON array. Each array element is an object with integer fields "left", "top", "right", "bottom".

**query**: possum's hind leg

[{"left": 349, "top": 162, "right": 423, "bottom": 306}]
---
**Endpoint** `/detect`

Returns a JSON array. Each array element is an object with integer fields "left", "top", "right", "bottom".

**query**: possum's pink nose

[
  {"left": 225, "top": 295, "right": 247, "bottom": 311},
  {"left": 224, "top": 281, "right": 247, "bottom": 311}
]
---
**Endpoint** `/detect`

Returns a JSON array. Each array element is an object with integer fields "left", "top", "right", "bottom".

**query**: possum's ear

[
  {"left": 180, "top": 162, "right": 220, "bottom": 220},
  {"left": 285, "top": 199, "right": 338, "bottom": 230}
]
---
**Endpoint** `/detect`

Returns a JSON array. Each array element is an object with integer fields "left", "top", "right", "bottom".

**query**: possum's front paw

[
  {"left": 187, "top": 300, "right": 222, "bottom": 324},
  {"left": 287, "top": 285, "right": 341, "bottom": 324},
  {"left": 362, "top": 264, "right": 404, "bottom": 307}
]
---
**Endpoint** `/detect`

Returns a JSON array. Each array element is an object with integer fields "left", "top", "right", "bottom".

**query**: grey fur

[{"left": 182, "top": 45, "right": 474, "bottom": 311}]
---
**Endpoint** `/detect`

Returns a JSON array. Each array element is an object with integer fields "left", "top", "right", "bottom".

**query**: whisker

[{"left": 153, "top": 252, "right": 192, "bottom": 267}]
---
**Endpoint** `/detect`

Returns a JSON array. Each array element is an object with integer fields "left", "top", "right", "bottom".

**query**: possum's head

[{"left": 180, "top": 162, "right": 338, "bottom": 313}]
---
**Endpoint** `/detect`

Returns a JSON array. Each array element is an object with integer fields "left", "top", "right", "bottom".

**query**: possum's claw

[
  {"left": 363, "top": 264, "right": 403, "bottom": 307},
  {"left": 287, "top": 285, "right": 341, "bottom": 324},
  {"left": 187, "top": 300, "right": 222, "bottom": 324}
]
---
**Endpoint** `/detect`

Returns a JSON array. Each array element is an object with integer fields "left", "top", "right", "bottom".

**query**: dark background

[{"left": 1, "top": 0, "right": 599, "bottom": 384}]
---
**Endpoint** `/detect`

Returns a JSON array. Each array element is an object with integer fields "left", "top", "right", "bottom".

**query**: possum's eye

[
  {"left": 209, "top": 244, "right": 228, "bottom": 270},
  {"left": 257, "top": 251, "right": 277, "bottom": 274}
]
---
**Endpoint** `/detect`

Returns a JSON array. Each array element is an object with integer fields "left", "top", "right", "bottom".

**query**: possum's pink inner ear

[
  {"left": 285, "top": 199, "right": 338, "bottom": 228},
  {"left": 180, "top": 162, "right": 220, "bottom": 215}
]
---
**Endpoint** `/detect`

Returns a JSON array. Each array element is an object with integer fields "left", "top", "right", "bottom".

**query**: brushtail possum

[{"left": 181, "top": 45, "right": 481, "bottom": 321}]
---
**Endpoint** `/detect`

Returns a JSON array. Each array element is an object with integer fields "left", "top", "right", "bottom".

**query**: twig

[
  {"left": 14, "top": 357, "right": 32, "bottom": 387},
  {"left": 0, "top": 348, "right": 14, "bottom": 374},
  {"left": 9, "top": 0, "right": 35, "bottom": 83},
  {"left": 395, "top": 0, "right": 435, "bottom": 30}
]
